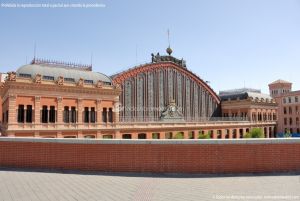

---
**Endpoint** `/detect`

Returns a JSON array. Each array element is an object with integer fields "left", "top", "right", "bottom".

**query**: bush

[
  {"left": 173, "top": 132, "right": 184, "bottom": 139},
  {"left": 198, "top": 131, "right": 211, "bottom": 139},
  {"left": 284, "top": 131, "right": 292, "bottom": 138},
  {"left": 244, "top": 128, "right": 264, "bottom": 138}
]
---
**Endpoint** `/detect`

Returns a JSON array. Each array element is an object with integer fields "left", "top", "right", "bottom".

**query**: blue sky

[{"left": 0, "top": 0, "right": 300, "bottom": 93}]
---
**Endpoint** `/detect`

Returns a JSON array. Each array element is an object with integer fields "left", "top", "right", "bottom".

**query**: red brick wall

[{"left": 0, "top": 140, "right": 300, "bottom": 174}]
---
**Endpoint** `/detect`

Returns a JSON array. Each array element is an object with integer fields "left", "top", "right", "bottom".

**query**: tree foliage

[{"left": 244, "top": 128, "right": 264, "bottom": 138}]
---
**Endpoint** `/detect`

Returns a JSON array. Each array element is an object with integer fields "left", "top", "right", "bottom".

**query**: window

[
  {"left": 49, "top": 106, "right": 56, "bottom": 123},
  {"left": 64, "top": 78, "right": 75, "bottom": 82},
  {"left": 90, "top": 107, "right": 96, "bottom": 123},
  {"left": 283, "top": 98, "right": 286, "bottom": 104},
  {"left": 108, "top": 108, "right": 113, "bottom": 123},
  {"left": 26, "top": 105, "right": 32, "bottom": 123},
  {"left": 284, "top": 118, "right": 287, "bottom": 125},
  {"left": 2, "top": 113, "right": 4, "bottom": 123},
  {"left": 19, "top": 73, "right": 31, "bottom": 78},
  {"left": 17, "top": 105, "right": 25, "bottom": 123},
  {"left": 6, "top": 111, "right": 8, "bottom": 122},
  {"left": 42, "top": 75, "right": 55, "bottom": 81},
  {"left": 296, "top": 106, "right": 299, "bottom": 114},
  {"left": 64, "top": 106, "right": 69, "bottom": 123},
  {"left": 296, "top": 96, "right": 299, "bottom": 103},
  {"left": 288, "top": 97, "right": 292, "bottom": 103},
  {"left": 84, "top": 80, "right": 93, "bottom": 84},
  {"left": 42, "top": 106, "right": 48, "bottom": 123},
  {"left": 102, "top": 108, "right": 107, "bottom": 123},
  {"left": 84, "top": 107, "right": 89, "bottom": 123},
  {"left": 71, "top": 107, "right": 76, "bottom": 123},
  {"left": 290, "top": 118, "right": 293, "bottom": 125},
  {"left": 284, "top": 107, "right": 287, "bottom": 114}
]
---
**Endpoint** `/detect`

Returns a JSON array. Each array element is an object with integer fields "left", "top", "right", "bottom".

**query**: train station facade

[{"left": 0, "top": 49, "right": 278, "bottom": 139}]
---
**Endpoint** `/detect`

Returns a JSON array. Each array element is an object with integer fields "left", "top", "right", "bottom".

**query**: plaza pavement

[{"left": 0, "top": 169, "right": 299, "bottom": 201}]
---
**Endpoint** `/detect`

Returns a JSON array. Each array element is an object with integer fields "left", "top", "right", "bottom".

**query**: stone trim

[{"left": 0, "top": 137, "right": 299, "bottom": 144}]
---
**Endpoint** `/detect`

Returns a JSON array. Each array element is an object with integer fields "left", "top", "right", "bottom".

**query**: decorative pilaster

[
  {"left": 183, "top": 131, "right": 189, "bottom": 139},
  {"left": 57, "top": 97, "right": 62, "bottom": 123},
  {"left": 8, "top": 94, "right": 16, "bottom": 124},
  {"left": 114, "top": 130, "right": 121, "bottom": 139},
  {"left": 113, "top": 99, "right": 120, "bottom": 123},
  {"left": 78, "top": 99, "right": 83, "bottom": 123},
  {"left": 34, "top": 96, "right": 41, "bottom": 123},
  {"left": 96, "top": 99, "right": 102, "bottom": 123}
]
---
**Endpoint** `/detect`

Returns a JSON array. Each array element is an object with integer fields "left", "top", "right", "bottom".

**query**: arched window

[
  {"left": 122, "top": 134, "right": 132, "bottom": 139},
  {"left": 138, "top": 133, "right": 146, "bottom": 139}
]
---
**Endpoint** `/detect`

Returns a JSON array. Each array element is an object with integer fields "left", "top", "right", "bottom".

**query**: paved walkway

[{"left": 0, "top": 169, "right": 299, "bottom": 201}]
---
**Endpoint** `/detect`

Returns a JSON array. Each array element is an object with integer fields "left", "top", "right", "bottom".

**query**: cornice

[{"left": 4, "top": 81, "right": 121, "bottom": 96}]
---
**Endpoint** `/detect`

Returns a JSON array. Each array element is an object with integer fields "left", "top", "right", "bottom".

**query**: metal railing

[{"left": 119, "top": 116, "right": 250, "bottom": 123}]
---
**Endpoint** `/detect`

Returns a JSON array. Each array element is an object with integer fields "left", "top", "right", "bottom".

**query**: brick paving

[{"left": 0, "top": 169, "right": 299, "bottom": 201}]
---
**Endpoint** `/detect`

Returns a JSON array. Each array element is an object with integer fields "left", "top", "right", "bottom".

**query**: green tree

[
  {"left": 244, "top": 128, "right": 264, "bottom": 138},
  {"left": 198, "top": 131, "right": 211, "bottom": 139},
  {"left": 284, "top": 130, "right": 292, "bottom": 138},
  {"left": 173, "top": 132, "right": 184, "bottom": 139}
]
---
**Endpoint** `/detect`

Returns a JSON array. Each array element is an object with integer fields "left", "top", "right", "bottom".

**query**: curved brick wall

[{"left": 0, "top": 138, "right": 300, "bottom": 174}]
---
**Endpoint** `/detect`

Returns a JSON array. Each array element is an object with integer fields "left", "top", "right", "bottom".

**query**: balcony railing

[{"left": 119, "top": 116, "right": 250, "bottom": 123}]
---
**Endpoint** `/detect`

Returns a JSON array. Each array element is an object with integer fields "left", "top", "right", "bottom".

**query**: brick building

[
  {"left": 220, "top": 88, "right": 277, "bottom": 137},
  {"left": 269, "top": 79, "right": 300, "bottom": 134},
  {"left": 0, "top": 49, "right": 277, "bottom": 138}
]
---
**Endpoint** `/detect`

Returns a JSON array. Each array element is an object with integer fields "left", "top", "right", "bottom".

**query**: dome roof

[{"left": 16, "top": 64, "right": 112, "bottom": 84}]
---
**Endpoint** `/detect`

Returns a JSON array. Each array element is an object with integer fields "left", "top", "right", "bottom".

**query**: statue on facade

[
  {"left": 57, "top": 76, "right": 64, "bottom": 86},
  {"left": 7, "top": 72, "right": 16, "bottom": 81},
  {"left": 115, "top": 83, "right": 121, "bottom": 90},
  {"left": 160, "top": 99, "right": 184, "bottom": 122},
  {"left": 35, "top": 74, "right": 42, "bottom": 84},
  {"left": 78, "top": 78, "right": 84, "bottom": 87}
]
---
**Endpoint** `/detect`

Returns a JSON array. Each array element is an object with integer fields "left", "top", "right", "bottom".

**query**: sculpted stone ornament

[
  {"left": 57, "top": 76, "right": 64, "bottom": 86},
  {"left": 78, "top": 78, "right": 84, "bottom": 87},
  {"left": 96, "top": 80, "right": 103, "bottom": 88},
  {"left": 7, "top": 71, "right": 16, "bottom": 81},
  {"left": 35, "top": 74, "right": 42, "bottom": 84},
  {"left": 160, "top": 99, "right": 184, "bottom": 122},
  {"left": 115, "top": 83, "right": 122, "bottom": 90}
]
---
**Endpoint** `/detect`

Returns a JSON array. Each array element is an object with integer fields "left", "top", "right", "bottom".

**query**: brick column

[
  {"left": 57, "top": 97, "right": 62, "bottom": 123},
  {"left": 236, "top": 129, "right": 240, "bottom": 139},
  {"left": 228, "top": 129, "right": 233, "bottom": 139},
  {"left": 77, "top": 131, "right": 83, "bottom": 138},
  {"left": 183, "top": 131, "right": 189, "bottom": 139},
  {"left": 78, "top": 99, "right": 83, "bottom": 124},
  {"left": 132, "top": 133, "right": 138, "bottom": 139},
  {"left": 34, "top": 131, "right": 39, "bottom": 138},
  {"left": 212, "top": 130, "right": 217, "bottom": 139},
  {"left": 146, "top": 132, "right": 152, "bottom": 139},
  {"left": 96, "top": 131, "right": 102, "bottom": 139},
  {"left": 96, "top": 99, "right": 102, "bottom": 124},
  {"left": 34, "top": 96, "right": 40, "bottom": 124},
  {"left": 114, "top": 130, "right": 122, "bottom": 139},
  {"left": 57, "top": 131, "right": 63, "bottom": 138},
  {"left": 113, "top": 99, "right": 120, "bottom": 123},
  {"left": 194, "top": 130, "right": 198, "bottom": 139},
  {"left": 266, "top": 127, "right": 270, "bottom": 138},
  {"left": 221, "top": 129, "right": 226, "bottom": 139},
  {"left": 8, "top": 94, "right": 16, "bottom": 124}
]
